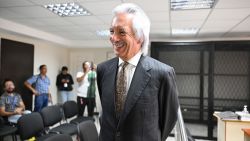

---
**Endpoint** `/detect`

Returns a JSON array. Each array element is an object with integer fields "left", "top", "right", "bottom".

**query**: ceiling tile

[
  {"left": 0, "top": 8, "right": 27, "bottom": 19},
  {"left": 52, "top": 25, "right": 83, "bottom": 32},
  {"left": 96, "top": 14, "right": 112, "bottom": 25},
  {"left": 0, "top": 0, "right": 34, "bottom": 7},
  {"left": 171, "top": 21, "right": 204, "bottom": 29},
  {"left": 65, "top": 24, "right": 110, "bottom": 32},
  {"left": 151, "top": 22, "right": 170, "bottom": 29},
  {"left": 34, "top": 25, "right": 94, "bottom": 33},
  {"left": 34, "top": 18, "right": 74, "bottom": 26},
  {"left": 37, "top": 24, "right": 110, "bottom": 34},
  {"left": 53, "top": 31, "right": 101, "bottom": 40},
  {"left": 147, "top": 12, "right": 169, "bottom": 22},
  {"left": 8, "top": 6, "right": 59, "bottom": 18},
  {"left": 86, "top": 24, "right": 110, "bottom": 31},
  {"left": 10, "top": 17, "right": 73, "bottom": 28},
  {"left": 65, "top": 16, "right": 104, "bottom": 25},
  {"left": 1, "top": 0, "right": 250, "bottom": 45},
  {"left": 79, "top": 1, "right": 121, "bottom": 15},
  {"left": 125, "top": 0, "right": 169, "bottom": 12},
  {"left": 202, "top": 20, "right": 241, "bottom": 29},
  {"left": 171, "top": 9, "right": 211, "bottom": 21},
  {"left": 33, "top": 26, "right": 63, "bottom": 32},
  {"left": 10, "top": 18, "right": 45, "bottom": 27},
  {"left": 215, "top": 0, "right": 250, "bottom": 8},
  {"left": 208, "top": 8, "right": 250, "bottom": 20},
  {"left": 151, "top": 29, "right": 171, "bottom": 35},
  {"left": 231, "top": 17, "right": 250, "bottom": 32}
]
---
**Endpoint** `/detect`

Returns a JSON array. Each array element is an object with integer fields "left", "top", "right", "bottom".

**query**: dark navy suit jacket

[{"left": 97, "top": 55, "right": 179, "bottom": 141}]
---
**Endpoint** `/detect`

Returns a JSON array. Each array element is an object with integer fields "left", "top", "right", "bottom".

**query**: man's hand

[
  {"left": 15, "top": 108, "right": 23, "bottom": 115},
  {"left": 61, "top": 79, "right": 66, "bottom": 83},
  {"left": 48, "top": 93, "right": 52, "bottom": 103},
  {"left": 32, "top": 89, "right": 39, "bottom": 96}
]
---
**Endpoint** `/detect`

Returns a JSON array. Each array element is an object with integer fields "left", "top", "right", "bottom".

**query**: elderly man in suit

[{"left": 97, "top": 3, "right": 180, "bottom": 141}]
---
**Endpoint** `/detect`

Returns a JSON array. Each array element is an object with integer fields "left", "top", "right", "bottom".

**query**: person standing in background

[
  {"left": 76, "top": 61, "right": 90, "bottom": 117},
  {"left": 87, "top": 62, "right": 97, "bottom": 117},
  {"left": 24, "top": 64, "right": 51, "bottom": 112},
  {"left": 56, "top": 66, "right": 74, "bottom": 103}
]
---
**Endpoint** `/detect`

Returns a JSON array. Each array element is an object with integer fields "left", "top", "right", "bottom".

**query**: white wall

[
  {"left": 0, "top": 32, "right": 69, "bottom": 106},
  {"left": 69, "top": 48, "right": 113, "bottom": 76},
  {"left": 33, "top": 41, "right": 69, "bottom": 104}
]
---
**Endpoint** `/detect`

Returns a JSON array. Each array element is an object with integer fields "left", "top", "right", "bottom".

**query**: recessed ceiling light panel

[
  {"left": 171, "top": 0, "right": 215, "bottom": 10},
  {"left": 44, "top": 3, "right": 91, "bottom": 17}
]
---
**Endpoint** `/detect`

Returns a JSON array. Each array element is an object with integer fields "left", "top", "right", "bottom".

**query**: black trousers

[{"left": 77, "top": 96, "right": 95, "bottom": 117}]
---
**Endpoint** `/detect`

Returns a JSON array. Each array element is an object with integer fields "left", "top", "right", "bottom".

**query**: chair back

[
  {"left": 0, "top": 116, "right": 5, "bottom": 125},
  {"left": 17, "top": 112, "right": 44, "bottom": 140},
  {"left": 78, "top": 120, "right": 98, "bottom": 141},
  {"left": 40, "top": 105, "right": 63, "bottom": 127},
  {"left": 63, "top": 101, "right": 78, "bottom": 119}
]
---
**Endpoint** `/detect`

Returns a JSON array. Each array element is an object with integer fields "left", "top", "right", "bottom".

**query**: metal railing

[{"left": 168, "top": 107, "right": 193, "bottom": 141}]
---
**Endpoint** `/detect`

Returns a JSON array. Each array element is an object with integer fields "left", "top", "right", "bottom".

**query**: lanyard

[{"left": 6, "top": 95, "right": 18, "bottom": 110}]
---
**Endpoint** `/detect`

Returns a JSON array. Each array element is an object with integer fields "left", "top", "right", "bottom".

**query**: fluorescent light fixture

[
  {"left": 96, "top": 30, "right": 110, "bottom": 37},
  {"left": 44, "top": 3, "right": 91, "bottom": 17},
  {"left": 171, "top": 0, "right": 215, "bottom": 10},
  {"left": 172, "top": 28, "right": 198, "bottom": 35}
]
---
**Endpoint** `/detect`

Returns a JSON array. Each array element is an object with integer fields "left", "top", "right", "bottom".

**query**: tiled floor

[{"left": 185, "top": 123, "right": 217, "bottom": 138}]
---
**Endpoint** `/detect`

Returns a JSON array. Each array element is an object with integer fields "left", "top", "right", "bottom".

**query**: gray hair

[{"left": 112, "top": 3, "right": 151, "bottom": 56}]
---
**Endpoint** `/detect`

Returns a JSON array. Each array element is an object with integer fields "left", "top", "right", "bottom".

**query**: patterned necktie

[{"left": 115, "top": 61, "right": 129, "bottom": 118}]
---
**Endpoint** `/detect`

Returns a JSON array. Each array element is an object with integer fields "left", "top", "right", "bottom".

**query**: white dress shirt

[{"left": 118, "top": 51, "right": 142, "bottom": 93}]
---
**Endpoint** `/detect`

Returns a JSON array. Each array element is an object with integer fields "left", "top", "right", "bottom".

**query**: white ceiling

[{"left": 0, "top": 0, "right": 250, "bottom": 47}]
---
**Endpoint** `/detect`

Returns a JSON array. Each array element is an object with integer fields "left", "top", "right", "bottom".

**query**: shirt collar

[
  {"left": 118, "top": 51, "right": 142, "bottom": 67},
  {"left": 3, "top": 92, "right": 16, "bottom": 96},
  {"left": 39, "top": 74, "right": 48, "bottom": 78}
]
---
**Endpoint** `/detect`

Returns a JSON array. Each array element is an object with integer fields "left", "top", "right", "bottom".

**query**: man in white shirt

[{"left": 76, "top": 61, "right": 90, "bottom": 117}]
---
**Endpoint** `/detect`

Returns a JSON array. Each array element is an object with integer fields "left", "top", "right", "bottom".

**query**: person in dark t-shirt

[{"left": 56, "top": 66, "right": 74, "bottom": 103}]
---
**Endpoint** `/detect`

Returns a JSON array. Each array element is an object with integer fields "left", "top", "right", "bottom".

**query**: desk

[{"left": 214, "top": 113, "right": 250, "bottom": 141}]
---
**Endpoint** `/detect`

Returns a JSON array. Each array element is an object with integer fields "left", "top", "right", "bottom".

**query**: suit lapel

[
  {"left": 103, "top": 57, "right": 119, "bottom": 115},
  {"left": 117, "top": 56, "right": 152, "bottom": 130}
]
